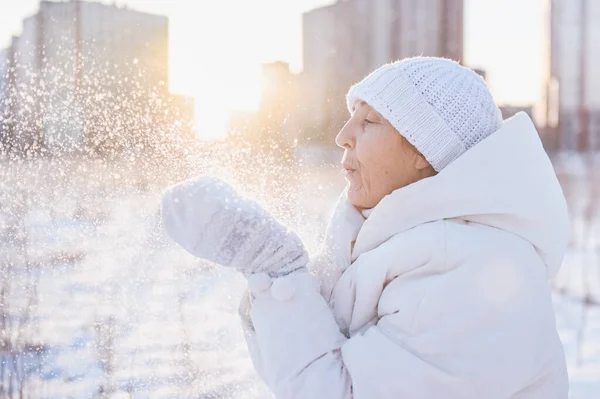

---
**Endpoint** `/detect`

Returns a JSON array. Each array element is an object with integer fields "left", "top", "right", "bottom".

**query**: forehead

[{"left": 353, "top": 100, "right": 377, "bottom": 113}]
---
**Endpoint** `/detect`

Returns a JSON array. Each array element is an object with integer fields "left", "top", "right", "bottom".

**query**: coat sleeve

[
  {"left": 237, "top": 250, "right": 348, "bottom": 394},
  {"left": 248, "top": 272, "right": 474, "bottom": 399},
  {"left": 238, "top": 290, "right": 272, "bottom": 388}
]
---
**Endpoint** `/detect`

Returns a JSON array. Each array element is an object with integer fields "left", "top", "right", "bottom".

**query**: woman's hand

[{"left": 161, "top": 175, "right": 308, "bottom": 277}]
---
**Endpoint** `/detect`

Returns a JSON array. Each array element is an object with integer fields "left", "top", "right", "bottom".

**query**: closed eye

[{"left": 365, "top": 111, "right": 382, "bottom": 125}]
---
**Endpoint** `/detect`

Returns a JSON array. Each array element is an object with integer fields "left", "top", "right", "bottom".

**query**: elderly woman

[{"left": 162, "top": 57, "right": 569, "bottom": 398}]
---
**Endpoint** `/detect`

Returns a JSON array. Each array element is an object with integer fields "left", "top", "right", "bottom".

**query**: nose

[{"left": 335, "top": 118, "right": 355, "bottom": 149}]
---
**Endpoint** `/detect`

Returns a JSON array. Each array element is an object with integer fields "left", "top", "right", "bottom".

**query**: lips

[
  {"left": 342, "top": 159, "right": 356, "bottom": 170},
  {"left": 342, "top": 162, "right": 357, "bottom": 179}
]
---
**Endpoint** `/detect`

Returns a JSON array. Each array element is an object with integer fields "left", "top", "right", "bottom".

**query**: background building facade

[
  {"left": 302, "top": 0, "right": 464, "bottom": 142},
  {"left": 1, "top": 0, "right": 193, "bottom": 157},
  {"left": 227, "top": 61, "right": 303, "bottom": 157},
  {"left": 0, "top": 49, "right": 8, "bottom": 149},
  {"left": 547, "top": 0, "right": 600, "bottom": 151}
]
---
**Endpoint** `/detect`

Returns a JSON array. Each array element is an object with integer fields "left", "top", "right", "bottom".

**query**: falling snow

[{"left": 0, "top": 3, "right": 598, "bottom": 399}]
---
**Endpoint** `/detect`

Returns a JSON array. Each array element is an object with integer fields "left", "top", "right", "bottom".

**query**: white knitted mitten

[{"left": 161, "top": 176, "right": 308, "bottom": 277}]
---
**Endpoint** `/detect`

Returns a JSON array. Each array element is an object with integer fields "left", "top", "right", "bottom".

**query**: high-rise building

[
  {"left": 0, "top": 48, "right": 8, "bottom": 150},
  {"left": 258, "top": 62, "right": 302, "bottom": 142},
  {"left": 227, "top": 61, "right": 302, "bottom": 152},
  {"left": 0, "top": 37, "right": 19, "bottom": 154},
  {"left": 1, "top": 0, "right": 184, "bottom": 155},
  {"left": 500, "top": 105, "right": 534, "bottom": 121},
  {"left": 547, "top": 0, "right": 600, "bottom": 151},
  {"left": 302, "top": 0, "right": 464, "bottom": 141},
  {"left": 472, "top": 68, "right": 487, "bottom": 81}
]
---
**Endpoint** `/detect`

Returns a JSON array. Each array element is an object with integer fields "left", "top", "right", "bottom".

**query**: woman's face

[{"left": 335, "top": 101, "right": 436, "bottom": 210}]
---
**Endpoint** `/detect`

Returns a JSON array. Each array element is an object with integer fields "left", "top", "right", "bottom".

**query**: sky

[{"left": 0, "top": 0, "right": 549, "bottom": 139}]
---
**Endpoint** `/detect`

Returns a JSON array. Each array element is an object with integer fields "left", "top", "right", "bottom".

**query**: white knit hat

[{"left": 346, "top": 57, "right": 503, "bottom": 171}]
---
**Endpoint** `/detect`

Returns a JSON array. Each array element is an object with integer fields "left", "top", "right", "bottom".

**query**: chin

[{"left": 346, "top": 187, "right": 369, "bottom": 210}]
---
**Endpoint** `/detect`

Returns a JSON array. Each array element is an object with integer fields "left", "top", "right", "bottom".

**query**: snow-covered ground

[
  {"left": 1, "top": 158, "right": 599, "bottom": 398},
  {"left": 554, "top": 252, "right": 600, "bottom": 398}
]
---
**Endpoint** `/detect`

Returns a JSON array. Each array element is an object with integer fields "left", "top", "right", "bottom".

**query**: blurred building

[
  {"left": 0, "top": 38, "right": 18, "bottom": 154},
  {"left": 472, "top": 68, "right": 487, "bottom": 81},
  {"left": 1, "top": 0, "right": 193, "bottom": 156},
  {"left": 257, "top": 62, "right": 303, "bottom": 145},
  {"left": 0, "top": 48, "right": 8, "bottom": 149},
  {"left": 227, "top": 61, "right": 303, "bottom": 154},
  {"left": 302, "top": 0, "right": 464, "bottom": 142},
  {"left": 167, "top": 94, "right": 196, "bottom": 139},
  {"left": 500, "top": 105, "right": 534, "bottom": 121},
  {"left": 547, "top": 0, "right": 600, "bottom": 151}
]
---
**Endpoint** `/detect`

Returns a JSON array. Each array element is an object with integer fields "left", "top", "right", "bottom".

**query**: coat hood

[{"left": 353, "top": 112, "right": 569, "bottom": 277}]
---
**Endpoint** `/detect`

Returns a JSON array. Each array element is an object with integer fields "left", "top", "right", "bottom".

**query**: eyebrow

[
  {"left": 369, "top": 110, "right": 383, "bottom": 119},
  {"left": 352, "top": 100, "right": 366, "bottom": 111}
]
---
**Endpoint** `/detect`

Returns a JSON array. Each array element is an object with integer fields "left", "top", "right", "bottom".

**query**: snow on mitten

[{"left": 161, "top": 175, "right": 308, "bottom": 277}]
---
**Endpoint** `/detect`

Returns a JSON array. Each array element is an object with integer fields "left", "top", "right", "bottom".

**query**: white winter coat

[{"left": 240, "top": 112, "right": 569, "bottom": 399}]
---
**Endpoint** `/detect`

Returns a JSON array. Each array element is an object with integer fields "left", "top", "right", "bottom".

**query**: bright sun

[
  {"left": 168, "top": 40, "right": 262, "bottom": 141},
  {"left": 163, "top": 0, "right": 298, "bottom": 141},
  {"left": 112, "top": 0, "right": 307, "bottom": 141}
]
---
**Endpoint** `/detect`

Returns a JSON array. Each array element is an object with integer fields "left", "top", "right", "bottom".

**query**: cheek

[
  {"left": 380, "top": 147, "right": 413, "bottom": 188},
  {"left": 355, "top": 135, "right": 383, "bottom": 175},
  {"left": 356, "top": 130, "right": 412, "bottom": 195},
  {"left": 356, "top": 133, "right": 394, "bottom": 184}
]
